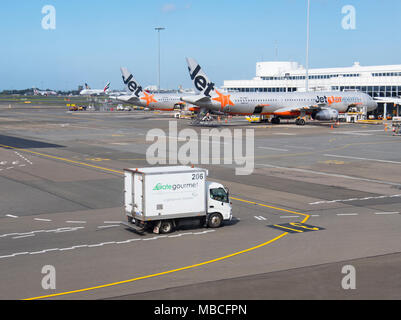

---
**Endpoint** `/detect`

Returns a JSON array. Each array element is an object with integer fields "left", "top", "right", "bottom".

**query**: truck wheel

[
  {"left": 160, "top": 220, "right": 174, "bottom": 234},
  {"left": 208, "top": 213, "right": 223, "bottom": 228}
]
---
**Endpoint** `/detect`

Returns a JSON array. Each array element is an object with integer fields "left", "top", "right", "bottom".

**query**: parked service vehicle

[
  {"left": 392, "top": 117, "right": 401, "bottom": 136},
  {"left": 123, "top": 166, "right": 232, "bottom": 234}
]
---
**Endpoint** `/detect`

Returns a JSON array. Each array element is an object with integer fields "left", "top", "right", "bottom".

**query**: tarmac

[{"left": 0, "top": 102, "right": 400, "bottom": 300}]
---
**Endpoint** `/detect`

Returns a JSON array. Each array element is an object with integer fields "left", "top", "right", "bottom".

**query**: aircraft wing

[
  {"left": 181, "top": 95, "right": 211, "bottom": 105},
  {"left": 115, "top": 95, "right": 141, "bottom": 104},
  {"left": 272, "top": 103, "right": 327, "bottom": 116}
]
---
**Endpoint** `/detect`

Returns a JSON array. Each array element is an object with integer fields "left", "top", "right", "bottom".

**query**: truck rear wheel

[
  {"left": 208, "top": 213, "right": 223, "bottom": 228},
  {"left": 160, "top": 220, "right": 174, "bottom": 234}
]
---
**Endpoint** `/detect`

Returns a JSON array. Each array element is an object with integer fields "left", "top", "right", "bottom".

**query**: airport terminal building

[{"left": 223, "top": 61, "right": 401, "bottom": 118}]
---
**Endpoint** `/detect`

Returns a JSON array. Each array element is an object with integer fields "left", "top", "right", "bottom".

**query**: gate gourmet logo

[{"left": 153, "top": 182, "right": 199, "bottom": 191}]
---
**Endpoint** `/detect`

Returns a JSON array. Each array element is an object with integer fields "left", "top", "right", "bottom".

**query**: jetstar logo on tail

[
  {"left": 188, "top": 64, "right": 215, "bottom": 97},
  {"left": 140, "top": 91, "right": 158, "bottom": 106},
  {"left": 122, "top": 73, "right": 143, "bottom": 97},
  {"left": 213, "top": 90, "right": 234, "bottom": 109}
]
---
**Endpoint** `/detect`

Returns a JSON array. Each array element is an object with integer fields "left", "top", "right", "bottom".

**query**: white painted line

[
  {"left": 66, "top": 221, "right": 87, "bottom": 224},
  {"left": 332, "top": 132, "right": 372, "bottom": 136},
  {"left": 0, "top": 230, "right": 216, "bottom": 260},
  {"left": 43, "top": 248, "right": 59, "bottom": 252},
  {"left": 58, "top": 247, "right": 76, "bottom": 251},
  {"left": 55, "top": 229, "right": 78, "bottom": 233},
  {"left": 309, "top": 194, "right": 401, "bottom": 205},
  {"left": 99, "top": 241, "right": 117, "bottom": 246},
  {"left": 29, "top": 251, "right": 47, "bottom": 255},
  {"left": 178, "top": 232, "right": 193, "bottom": 236},
  {"left": 13, "top": 252, "right": 29, "bottom": 256},
  {"left": 258, "top": 164, "right": 401, "bottom": 187},
  {"left": 116, "top": 239, "right": 139, "bottom": 244},
  {"left": 34, "top": 218, "right": 52, "bottom": 222},
  {"left": 12, "top": 234, "right": 35, "bottom": 239},
  {"left": 254, "top": 216, "right": 267, "bottom": 221},
  {"left": 311, "top": 215, "right": 320, "bottom": 217},
  {"left": 334, "top": 130, "right": 383, "bottom": 133},
  {"left": 0, "top": 227, "right": 84, "bottom": 239},
  {"left": 193, "top": 230, "right": 215, "bottom": 235},
  {"left": 336, "top": 213, "right": 359, "bottom": 216},
  {"left": 6, "top": 214, "right": 18, "bottom": 218},
  {"left": 272, "top": 133, "right": 296, "bottom": 136},
  {"left": 375, "top": 212, "right": 399, "bottom": 215},
  {"left": 258, "top": 147, "right": 289, "bottom": 152},
  {"left": 97, "top": 225, "right": 120, "bottom": 229},
  {"left": 324, "top": 154, "right": 401, "bottom": 165}
]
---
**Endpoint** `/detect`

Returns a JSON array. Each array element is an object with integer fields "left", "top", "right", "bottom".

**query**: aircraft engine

[{"left": 312, "top": 108, "right": 339, "bottom": 121}]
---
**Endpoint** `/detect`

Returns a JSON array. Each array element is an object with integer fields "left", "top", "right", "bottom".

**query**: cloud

[
  {"left": 161, "top": 2, "right": 191, "bottom": 13},
  {"left": 162, "top": 3, "right": 177, "bottom": 13}
]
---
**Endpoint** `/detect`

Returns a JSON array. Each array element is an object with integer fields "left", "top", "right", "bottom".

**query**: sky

[{"left": 1, "top": 0, "right": 401, "bottom": 91}]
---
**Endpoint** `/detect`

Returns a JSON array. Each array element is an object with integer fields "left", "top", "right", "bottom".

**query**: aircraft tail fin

[
  {"left": 186, "top": 57, "right": 216, "bottom": 97},
  {"left": 103, "top": 82, "right": 110, "bottom": 93},
  {"left": 120, "top": 67, "right": 143, "bottom": 97}
]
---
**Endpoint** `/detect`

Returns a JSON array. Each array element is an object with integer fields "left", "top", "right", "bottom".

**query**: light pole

[
  {"left": 305, "top": 0, "right": 310, "bottom": 92},
  {"left": 155, "top": 27, "right": 165, "bottom": 92}
]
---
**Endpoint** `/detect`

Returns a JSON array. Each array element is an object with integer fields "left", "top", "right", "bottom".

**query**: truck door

[
  {"left": 208, "top": 187, "right": 231, "bottom": 220},
  {"left": 124, "top": 172, "right": 133, "bottom": 214}
]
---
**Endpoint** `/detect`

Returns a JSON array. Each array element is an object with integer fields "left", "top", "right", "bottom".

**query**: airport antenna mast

[
  {"left": 305, "top": 0, "right": 310, "bottom": 92},
  {"left": 155, "top": 27, "right": 166, "bottom": 92}
]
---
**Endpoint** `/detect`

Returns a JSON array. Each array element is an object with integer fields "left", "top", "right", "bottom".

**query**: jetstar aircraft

[
  {"left": 114, "top": 67, "right": 196, "bottom": 112},
  {"left": 80, "top": 82, "right": 110, "bottom": 96},
  {"left": 181, "top": 58, "right": 378, "bottom": 125}
]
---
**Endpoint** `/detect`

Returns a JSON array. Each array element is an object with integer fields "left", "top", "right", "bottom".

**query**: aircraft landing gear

[
  {"left": 271, "top": 117, "right": 281, "bottom": 125},
  {"left": 295, "top": 118, "right": 306, "bottom": 126}
]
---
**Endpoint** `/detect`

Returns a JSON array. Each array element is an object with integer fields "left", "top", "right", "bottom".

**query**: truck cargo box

[{"left": 124, "top": 166, "right": 208, "bottom": 221}]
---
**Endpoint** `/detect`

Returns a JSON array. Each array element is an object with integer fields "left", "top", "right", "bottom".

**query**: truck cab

[{"left": 206, "top": 181, "right": 232, "bottom": 227}]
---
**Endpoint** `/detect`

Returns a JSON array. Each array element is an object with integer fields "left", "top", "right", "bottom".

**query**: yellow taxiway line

[{"left": 0, "top": 143, "right": 309, "bottom": 300}]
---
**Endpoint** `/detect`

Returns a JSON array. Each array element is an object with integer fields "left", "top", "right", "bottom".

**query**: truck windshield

[{"left": 210, "top": 188, "right": 229, "bottom": 203}]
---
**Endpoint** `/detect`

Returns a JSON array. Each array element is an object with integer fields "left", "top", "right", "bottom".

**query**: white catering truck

[{"left": 124, "top": 166, "right": 232, "bottom": 234}]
